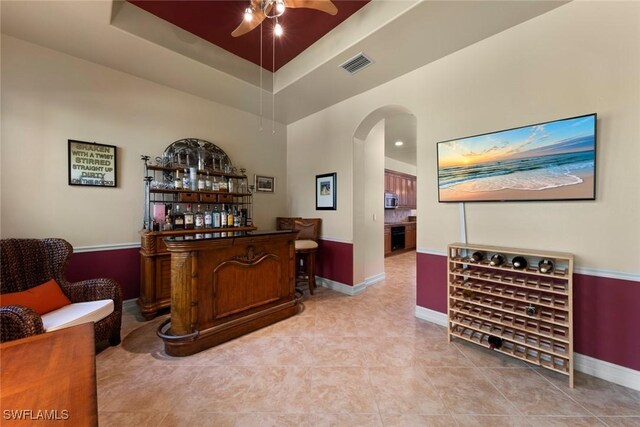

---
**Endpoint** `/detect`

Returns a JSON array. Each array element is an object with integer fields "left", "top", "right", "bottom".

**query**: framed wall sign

[
  {"left": 316, "top": 172, "right": 337, "bottom": 210},
  {"left": 68, "top": 140, "right": 117, "bottom": 187},
  {"left": 255, "top": 174, "right": 275, "bottom": 193}
]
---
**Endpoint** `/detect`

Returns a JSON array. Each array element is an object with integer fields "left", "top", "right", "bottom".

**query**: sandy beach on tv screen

[{"left": 439, "top": 172, "right": 594, "bottom": 202}]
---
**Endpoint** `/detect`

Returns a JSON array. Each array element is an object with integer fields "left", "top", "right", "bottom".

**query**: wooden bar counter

[{"left": 157, "top": 230, "right": 301, "bottom": 356}]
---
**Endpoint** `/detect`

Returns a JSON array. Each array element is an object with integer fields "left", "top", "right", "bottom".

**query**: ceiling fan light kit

[{"left": 232, "top": 0, "right": 338, "bottom": 37}]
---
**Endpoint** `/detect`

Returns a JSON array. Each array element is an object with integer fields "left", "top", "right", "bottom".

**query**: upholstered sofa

[{"left": 0, "top": 238, "right": 122, "bottom": 345}]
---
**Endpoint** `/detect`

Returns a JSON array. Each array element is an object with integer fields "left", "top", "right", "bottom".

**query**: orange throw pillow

[{"left": 1, "top": 279, "right": 72, "bottom": 315}]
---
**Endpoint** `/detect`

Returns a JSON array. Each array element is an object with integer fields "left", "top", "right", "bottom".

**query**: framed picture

[
  {"left": 255, "top": 174, "right": 275, "bottom": 193},
  {"left": 316, "top": 173, "right": 337, "bottom": 210},
  {"left": 68, "top": 140, "right": 117, "bottom": 187}
]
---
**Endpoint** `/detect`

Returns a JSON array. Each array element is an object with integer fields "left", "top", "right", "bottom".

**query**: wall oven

[{"left": 384, "top": 192, "right": 399, "bottom": 209}]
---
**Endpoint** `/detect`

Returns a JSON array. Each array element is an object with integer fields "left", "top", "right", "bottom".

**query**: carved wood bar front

[{"left": 158, "top": 230, "right": 300, "bottom": 356}]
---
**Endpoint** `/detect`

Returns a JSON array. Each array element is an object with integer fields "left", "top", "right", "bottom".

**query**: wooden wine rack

[{"left": 447, "top": 243, "right": 574, "bottom": 387}]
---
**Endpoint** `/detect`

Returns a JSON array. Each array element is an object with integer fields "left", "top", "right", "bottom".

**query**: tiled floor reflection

[{"left": 98, "top": 251, "right": 640, "bottom": 426}]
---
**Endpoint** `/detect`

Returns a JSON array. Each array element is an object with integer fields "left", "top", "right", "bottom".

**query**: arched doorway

[{"left": 352, "top": 105, "right": 417, "bottom": 288}]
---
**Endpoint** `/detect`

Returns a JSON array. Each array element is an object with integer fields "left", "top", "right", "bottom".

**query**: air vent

[{"left": 339, "top": 53, "right": 374, "bottom": 75}]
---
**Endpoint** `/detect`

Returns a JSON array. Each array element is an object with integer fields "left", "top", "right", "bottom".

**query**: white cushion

[
  {"left": 295, "top": 239, "right": 318, "bottom": 250},
  {"left": 41, "top": 299, "right": 114, "bottom": 332}
]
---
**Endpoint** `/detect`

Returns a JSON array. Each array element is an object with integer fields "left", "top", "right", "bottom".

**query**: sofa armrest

[
  {"left": 0, "top": 305, "right": 45, "bottom": 343},
  {"left": 61, "top": 278, "right": 123, "bottom": 310}
]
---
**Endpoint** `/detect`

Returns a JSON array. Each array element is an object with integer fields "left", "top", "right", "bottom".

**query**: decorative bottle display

[
  {"left": 227, "top": 206, "right": 234, "bottom": 228},
  {"left": 184, "top": 204, "right": 195, "bottom": 230},
  {"left": 233, "top": 207, "right": 241, "bottom": 227},
  {"left": 220, "top": 205, "right": 227, "bottom": 227},
  {"left": 194, "top": 205, "right": 204, "bottom": 229},
  {"left": 213, "top": 206, "right": 221, "bottom": 228},
  {"left": 164, "top": 208, "right": 173, "bottom": 231},
  {"left": 182, "top": 168, "right": 190, "bottom": 190},
  {"left": 174, "top": 170, "right": 183, "bottom": 189},
  {"left": 204, "top": 205, "right": 212, "bottom": 228},
  {"left": 174, "top": 205, "right": 185, "bottom": 230}
]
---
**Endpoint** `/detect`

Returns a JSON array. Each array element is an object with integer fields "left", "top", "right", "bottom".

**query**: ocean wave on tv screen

[
  {"left": 438, "top": 151, "right": 594, "bottom": 190},
  {"left": 445, "top": 161, "right": 593, "bottom": 193}
]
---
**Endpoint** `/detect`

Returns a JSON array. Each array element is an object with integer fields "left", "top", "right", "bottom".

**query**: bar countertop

[{"left": 164, "top": 229, "right": 295, "bottom": 243}]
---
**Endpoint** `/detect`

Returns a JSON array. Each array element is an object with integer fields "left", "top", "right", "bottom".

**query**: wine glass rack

[{"left": 447, "top": 243, "right": 574, "bottom": 387}]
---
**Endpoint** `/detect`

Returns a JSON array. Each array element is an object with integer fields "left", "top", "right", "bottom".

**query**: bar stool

[{"left": 293, "top": 219, "right": 320, "bottom": 295}]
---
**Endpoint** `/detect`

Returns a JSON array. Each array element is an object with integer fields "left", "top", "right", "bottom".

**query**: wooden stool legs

[{"left": 296, "top": 249, "right": 317, "bottom": 295}]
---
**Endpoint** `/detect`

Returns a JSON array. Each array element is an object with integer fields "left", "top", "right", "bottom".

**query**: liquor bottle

[
  {"left": 227, "top": 176, "right": 234, "bottom": 192},
  {"left": 195, "top": 204, "right": 204, "bottom": 229},
  {"left": 181, "top": 168, "right": 189, "bottom": 190},
  {"left": 219, "top": 177, "right": 228, "bottom": 192},
  {"left": 174, "top": 170, "right": 183, "bottom": 190},
  {"left": 174, "top": 205, "right": 185, "bottom": 230},
  {"left": 205, "top": 173, "right": 212, "bottom": 191},
  {"left": 233, "top": 206, "right": 241, "bottom": 228},
  {"left": 213, "top": 205, "right": 221, "bottom": 228},
  {"left": 212, "top": 176, "right": 220, "bottom": 191},
  {"left": 220, "top": 205, "right": 227, "bottom": 228},
  {"left": 227, "top": 206, "right": 234, "bottom": 228},
  {"left": 204, "top": 205, "right": 212, "bottom": 228},
  {"left": 197, "top": 174, "right": 205, "bottom": 191},
  {"left": 184, "top": 204, "right": 195, "bottom": 230},
  {"left": 164, "top": 208, "right": 173, "bottom": 231}
]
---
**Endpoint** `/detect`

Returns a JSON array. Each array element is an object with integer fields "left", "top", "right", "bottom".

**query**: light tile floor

[{"left": 97, "top": 251, "right": 640, "bottom": 426}]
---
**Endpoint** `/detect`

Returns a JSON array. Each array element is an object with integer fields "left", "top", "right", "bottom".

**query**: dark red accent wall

[
  {"left": 66, "top": 248, "right": 140, "bottom": 301},
  {"left": 317, "top": 239, "right": 353, "bottom": 286},
  {"left": 416, "top": 252, "right": 640, "bottom": 371},
  {"left": 416, "top": 252, "right": 448, "bottom": 313}
]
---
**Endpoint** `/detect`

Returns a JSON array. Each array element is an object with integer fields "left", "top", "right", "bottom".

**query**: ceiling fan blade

[
  {"left": 231, "top": 1, "right": 269, "bottom": 37},
  {"left": 285, "top": 0, "right": 338, "bottom": 15}
]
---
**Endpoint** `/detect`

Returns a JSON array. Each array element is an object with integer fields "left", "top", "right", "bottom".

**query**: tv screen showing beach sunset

[{"left": 437, "top": 114, "right": 596, "bottom": 202}]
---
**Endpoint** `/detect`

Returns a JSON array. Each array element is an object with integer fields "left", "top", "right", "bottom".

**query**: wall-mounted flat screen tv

[{"left": 437, "top": 113, "right": 596, "bottom": 202}]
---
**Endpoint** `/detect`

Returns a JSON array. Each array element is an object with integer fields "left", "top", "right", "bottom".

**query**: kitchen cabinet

[
  {"left": 384, "top": 169, "right": 416, "bottom": 209},
  {"left": 384, "top": 227, "right": 391, "bottom": 255},
  {"left": 405, "top": 223, "right": 416, "bottom": 249}
]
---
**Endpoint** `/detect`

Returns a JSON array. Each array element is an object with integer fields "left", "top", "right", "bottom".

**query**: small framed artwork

[
  {"left": 316, "top": 172, "right": 337, "bottom": 210},
  {"left": 255, "top": 174, "right": 275, "bottom": 193},
  {"left": 68, "top": 139, "right": 117, "bottom": 187}
]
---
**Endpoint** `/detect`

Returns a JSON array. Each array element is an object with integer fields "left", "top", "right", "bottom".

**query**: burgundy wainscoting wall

[
  {"left": 416, "top": 252, "right": 448, "bottom": 313},
  {"left": 416, "top": 252, "right": 640, "bottom": 371},
  {"left": 573, "top": 274, "right": 640, "bottom": 371},
  {"left": 66, "top": 248, "right": 140, "bottom": 301},
  {"left": 317, "top": 239, "right": 353, "bottom": 286}
]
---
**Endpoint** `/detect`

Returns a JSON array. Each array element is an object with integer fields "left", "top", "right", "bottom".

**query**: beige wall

[
  {"left": 384, "top": 157, "right": 417, "bottom": 176},
  {"left": 287, "top": 1, "right": 640, "bottom": 274},
  {"left": 1, "top": 36, "right": 288, "bottom": 247}
]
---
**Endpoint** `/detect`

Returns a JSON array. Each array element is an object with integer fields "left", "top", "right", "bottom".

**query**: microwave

[{"left": 384, "top": 192, "right": 399, "bottom": 209}]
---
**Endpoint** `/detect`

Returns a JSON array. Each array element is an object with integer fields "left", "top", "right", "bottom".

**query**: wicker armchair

[{"left": 0, "top": 238, "right": 122, "bottom": 345}]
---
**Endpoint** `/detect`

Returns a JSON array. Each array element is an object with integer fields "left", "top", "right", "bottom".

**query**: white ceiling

[
  {"left": 1, "top": 0, "right": 568, "bottom": 165},
  {"left": 385, "top": 113, "right": 417, "bottom": 166}
]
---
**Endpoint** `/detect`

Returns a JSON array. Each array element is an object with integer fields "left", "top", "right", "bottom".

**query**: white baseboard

[
  {"left": 574, "top": 353, "right": 640, "bottom": 391},
  {"left": 73, "top": 242, "right": 140, "bottom": 253},
  {"left": 414, "top": 305, "right": 640, "bottom": 391},
  {"left": 316, "top": 273, "right": 384, "bottom": 296},
  {"left": 414, "top": 305, "right": 448, "bottom": 326}
]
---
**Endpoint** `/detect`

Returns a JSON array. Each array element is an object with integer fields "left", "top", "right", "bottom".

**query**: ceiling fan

[{"left": 232, "top": 0, "right": 338, "bottom": 37}]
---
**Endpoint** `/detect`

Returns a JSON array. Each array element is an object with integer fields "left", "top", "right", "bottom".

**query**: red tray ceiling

[{"left": 128, "top": 0, "right": 370, "bottom": 71}]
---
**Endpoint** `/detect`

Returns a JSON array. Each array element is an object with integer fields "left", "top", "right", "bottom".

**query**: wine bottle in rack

[
  {"left": 512, "top": 256, "right": 528, "bottom": 269},
  {"left": 471, "top": 251, "right": 484, "bottom": 263},
  {"left": 490, "top": 254, "right": 505, "bottom": 266},
  {"left": 184, "top": 204, "right": 195, "bottom": 230},
  {"left": 538, "top": 258, "right": 554, "bottom": 273}
]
